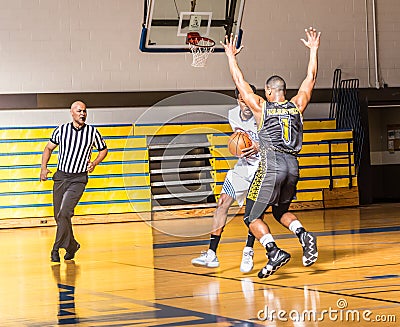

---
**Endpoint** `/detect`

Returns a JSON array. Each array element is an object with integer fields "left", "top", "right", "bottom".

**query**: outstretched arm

[
  {"left": 221, "top": 34, "right": 264, "bottom": 125},
  {"left": 291, "top": 27, "right": 321, "bottom": 113}
]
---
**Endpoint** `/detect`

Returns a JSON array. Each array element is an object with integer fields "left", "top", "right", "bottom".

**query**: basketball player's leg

[
  {"left": 192, "top": 168, "right": 255, "bottom": 270},
  {"left": 209, "top": 192, "right": 235, "bottom": 252},
  {"left": 226, "top": 167, "right": 257, "bottom": 273},
  {"left": 211, "top": 193, "right": 235, "bottom": 235},
  {"left": 272, "top": 154, "right": 318, "bottom": 266},
  {"left": 245, "top": 153, "right": 291, "bottom": 278},
  {"left": 191, "top": 193, "right": 234, "bottom": 268},
  {"left": 244, "top": 198, "right": 291, "bottom": 279}
]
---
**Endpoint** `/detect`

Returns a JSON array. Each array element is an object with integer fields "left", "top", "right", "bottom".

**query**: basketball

[{"left": 228, "top": 130, "right": 252, "bottom": 156}]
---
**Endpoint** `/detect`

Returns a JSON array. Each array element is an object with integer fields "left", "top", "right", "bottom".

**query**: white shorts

[{"left": 221, "top": 162, "right": 259, "bottom": 207}]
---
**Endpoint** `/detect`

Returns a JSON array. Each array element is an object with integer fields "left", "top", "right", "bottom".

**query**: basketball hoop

[{"left": 187, "top": 33, "right": 215, "bottom": 68}]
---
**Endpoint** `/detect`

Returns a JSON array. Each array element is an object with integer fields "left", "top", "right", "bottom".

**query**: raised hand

[
  {"left": 220, "top": 33, "right": 244, "bottom": 58},
  {"left": 300, "top": 27, "right": 321, "bottom": 50}
]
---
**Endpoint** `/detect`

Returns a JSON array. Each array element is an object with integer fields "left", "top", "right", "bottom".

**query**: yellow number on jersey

[{"left": 279, "top": 116, "right": 290, "bottom": 144}]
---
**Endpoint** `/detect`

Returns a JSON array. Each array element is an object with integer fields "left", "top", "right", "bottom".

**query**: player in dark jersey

[{"left": 221, "top": 27, "right": 321, "bottom": 278}]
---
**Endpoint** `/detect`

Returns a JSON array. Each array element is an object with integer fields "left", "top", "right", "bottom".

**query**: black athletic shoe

[
  {"left": 300, "top": 231, "right": 318, "bottom": 266},
  {"left": 64, "top": 243, "right": 80, "bottom": 260},
  {"left": 258, "top": 248, "right": 291, "bottom": 279},
  {"left": 51, "top": 250, "right": 60, "bottom": 263}
]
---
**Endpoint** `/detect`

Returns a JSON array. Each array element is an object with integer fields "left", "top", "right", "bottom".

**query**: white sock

[
  {"left": 288, "top": 220, "right": 303, "bottom": 234},
  {"left": 259, "top": 234, "right": 275, "bottom": 248}
]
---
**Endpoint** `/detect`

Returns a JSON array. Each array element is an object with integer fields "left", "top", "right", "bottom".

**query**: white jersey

[
  {"left": 222, "top": 106, "right": 260, "bottom": 206},
  {"left": 228, "top": 105, "right": 260, "bottom": 167}
]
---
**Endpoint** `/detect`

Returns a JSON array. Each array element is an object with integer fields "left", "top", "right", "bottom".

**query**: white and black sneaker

[
  {"left": 258, "top": 248, "right": 291, "bottom": 279},
  {"left": 300, "top": 231, "right": 318, "bottom": 266},
  {"left": 191, "top": 249, "right": 220, "bottom": 268}
]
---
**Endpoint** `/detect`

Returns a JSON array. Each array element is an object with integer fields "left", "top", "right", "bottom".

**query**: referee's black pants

[{"left": 52, "top": 170, "right": 88, "bottom": 252}]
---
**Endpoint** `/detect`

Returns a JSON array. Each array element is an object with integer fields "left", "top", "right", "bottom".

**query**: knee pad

[{"left": 272, "top": 203, "right": 290, "bottom": 222}]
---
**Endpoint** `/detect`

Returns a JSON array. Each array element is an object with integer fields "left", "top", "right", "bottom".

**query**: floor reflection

[{"left": 51, "top": 261, "right": 80, "bottom": 325}]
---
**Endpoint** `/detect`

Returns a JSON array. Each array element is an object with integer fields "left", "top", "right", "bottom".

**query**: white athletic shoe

[
  {"left": 240, "top": 246, "right": 254, "bottom": 273},
  {"left": 191, "top": 249, "right": 220, "bottom": 268}
]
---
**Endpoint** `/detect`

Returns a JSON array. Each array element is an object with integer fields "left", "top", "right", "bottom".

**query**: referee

[{"left": 40, "top": 101, "right": 108, "bottom": 262}]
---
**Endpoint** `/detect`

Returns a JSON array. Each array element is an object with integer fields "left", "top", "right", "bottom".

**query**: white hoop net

[{"left": 188, "top": 38, "right": 215, "bottom": 68}]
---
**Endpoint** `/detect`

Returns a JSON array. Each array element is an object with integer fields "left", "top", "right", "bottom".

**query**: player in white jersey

[{"left": 192, "top": 85, "right": 260, "bottom": 273}]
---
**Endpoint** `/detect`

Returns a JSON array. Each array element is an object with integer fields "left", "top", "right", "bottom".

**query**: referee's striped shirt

[{"left": 50, "top": 122, "right": 107, "bottom": 174}]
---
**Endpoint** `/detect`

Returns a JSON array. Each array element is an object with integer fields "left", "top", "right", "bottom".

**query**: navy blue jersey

[{"left": 258, "top": 101, "right": 303, "bottom": 154}]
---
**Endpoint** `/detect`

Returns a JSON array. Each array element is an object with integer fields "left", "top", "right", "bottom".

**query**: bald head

[
  {"left": 70, "top": 101, "right": 87, "bottom": 128},
  {"left": 71, "top": 101, "right": 86, "bottom": 111}
]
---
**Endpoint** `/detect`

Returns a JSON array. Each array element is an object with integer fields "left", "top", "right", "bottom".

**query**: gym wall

[{"left": 0, "top": 0, "right": 398, "bottom": 94}]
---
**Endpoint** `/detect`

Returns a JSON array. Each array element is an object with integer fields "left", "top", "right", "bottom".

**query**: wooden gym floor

[{"left": 0, "top": 203, "right": 399, "bottom": 326}]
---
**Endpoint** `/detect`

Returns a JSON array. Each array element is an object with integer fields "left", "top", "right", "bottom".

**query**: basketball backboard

[{"left": 140, "top": 0, "right": 246, "bottom": 52}]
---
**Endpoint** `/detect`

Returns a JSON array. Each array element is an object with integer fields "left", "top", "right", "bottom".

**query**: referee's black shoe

[
  {"left": 51, "top": 250, "right": 60, "bottom": 263},
  {"left": 64, "top": 243, "right": 80, "bottom": 260},
  {"left": 258, "top": 248, "right": 291, "bottom": 279}
]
